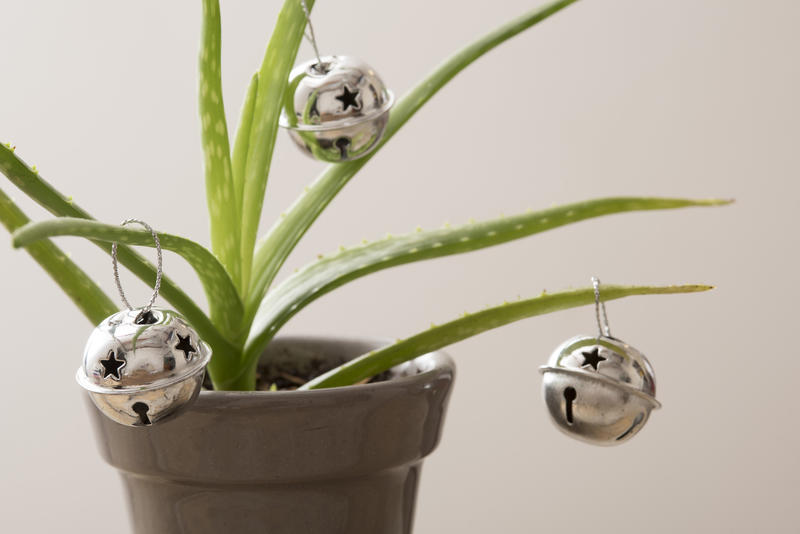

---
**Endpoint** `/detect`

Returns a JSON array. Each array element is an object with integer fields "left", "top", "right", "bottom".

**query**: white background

[{"left": 1, "top": 0, "right": 798, "bottom": 532}]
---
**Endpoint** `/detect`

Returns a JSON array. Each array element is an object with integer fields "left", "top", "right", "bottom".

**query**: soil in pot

[{"left": 202, "top": 347, "right": 392, "bottom": 391}]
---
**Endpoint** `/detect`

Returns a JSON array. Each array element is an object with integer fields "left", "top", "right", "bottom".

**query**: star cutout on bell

[
  {"left": 335, "top": 85, "right": 361, "bottom": 111},
  {"left": 580, "top": 347, "right": 606, "bottom": 370},
  {"left": 99, "top": 350, "right": 125, "bottom": 380},
  {"left": 175, "top": 333, "right": 196, "bottom": 361}
]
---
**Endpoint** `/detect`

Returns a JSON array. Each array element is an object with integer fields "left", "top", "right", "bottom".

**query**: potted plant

[{"left": 0, "top": 0, "right": 726, "bottom": 532}]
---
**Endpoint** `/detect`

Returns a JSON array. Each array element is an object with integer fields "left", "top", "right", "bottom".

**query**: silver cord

[
  {"left": 592, "top": 276, "right": 611, "bottom": 338},
  {"left": 111, "top": 219, "right": 162, "bottom": 319},
  {"left": 300, "top": 0, "right": 324, "bottom": 71}
]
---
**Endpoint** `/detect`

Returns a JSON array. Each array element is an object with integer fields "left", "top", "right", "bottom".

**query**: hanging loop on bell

[
  {"left": 111, "top": 218, "right": 162, "bottom": 322},
  {"left": 299, "top": 0, "right": 325, "bottom": 72},
  {"left": 592, "top": 276, "right": 611, "bottom": 338}
]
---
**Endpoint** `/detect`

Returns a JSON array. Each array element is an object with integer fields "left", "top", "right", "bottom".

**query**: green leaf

[
  {"left": 0, "top": 143, "right": 237, "bottom": 358},
  {"left": 232, "top": 72, "right": 259, "bottom": 230},
  {"left": 300, "top": 283, "right": 713, "bottom": 390},
  {"left": 199, "top": 0, "right": 240, "bottom": 290},
  {"left": 238, "top": 0, "right": 314, "bottom": 294},
  {"left": 0, "top": 187, "right": 116, "bottom": 324},
  {"left": 12, "top": 217, "right": 243, "bottom": 337},
  {"left": 243, "top": 197, "right": 729, "bottom": 370},
  {"left": 246, "top": 0, "right": 581, "bottom": 318}
]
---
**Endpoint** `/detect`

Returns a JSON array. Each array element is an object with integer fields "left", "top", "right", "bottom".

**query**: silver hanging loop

[
  {"left": 592, "top": 276, "right": 611, "bottom": 338},
  {"left": 111, "top": 219, "right": 162, "bottom": 320},
  {"left": 299, "top": 0, "right": 325, "bottom": 72}
]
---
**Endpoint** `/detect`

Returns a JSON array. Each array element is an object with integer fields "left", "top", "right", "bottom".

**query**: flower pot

[{"left": 87, "top": 335, "right": 456, "bottom": 534}]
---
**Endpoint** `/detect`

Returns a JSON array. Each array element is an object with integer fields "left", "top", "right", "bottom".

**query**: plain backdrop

[{"left": 1, "top": 1, "right": 798, "bottom": 532}]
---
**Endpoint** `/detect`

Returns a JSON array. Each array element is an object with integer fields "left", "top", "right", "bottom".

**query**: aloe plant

[{"left": 1, "top": 0, "right": 726, "bottom": 391}]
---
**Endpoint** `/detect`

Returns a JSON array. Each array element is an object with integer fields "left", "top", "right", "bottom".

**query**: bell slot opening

[
  {"left": 132, "top": 402, "right": 151, "bottom": 426},
  {"left": 564, "top": 386, "right": 577, "bottom": 425},
  {"left": 335, "top": 137, "right": 351, "bottom": 159}
]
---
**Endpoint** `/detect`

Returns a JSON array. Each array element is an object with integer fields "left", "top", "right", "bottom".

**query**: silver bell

[
  {"left": 76, "top": 307, "right": 211, "bottom": 427},
  {"left": 279, "top": 55, "right": 394, "bottom": 162},
  {"left": 539, "top": 335, "right": 661, "bottom": 446}
]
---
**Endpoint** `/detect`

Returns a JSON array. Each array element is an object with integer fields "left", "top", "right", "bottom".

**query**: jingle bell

[
  {"left": 76, "top": 307, "right": 211, "bottom": 427},
  {"left": 279, "top": 55, "right": 394, "bottom": 162},
  {"left": 539, "top": 335, "right": 660, "bottom": 446}
]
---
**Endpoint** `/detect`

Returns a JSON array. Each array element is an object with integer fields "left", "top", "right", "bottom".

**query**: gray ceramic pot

[{"left": 88, "top": 336, "right": 456, "bottom": 534}]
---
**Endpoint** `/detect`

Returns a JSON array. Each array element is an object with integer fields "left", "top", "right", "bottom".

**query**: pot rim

[{"left": 200, "top": 334, "right": 455, "bottom": 400}]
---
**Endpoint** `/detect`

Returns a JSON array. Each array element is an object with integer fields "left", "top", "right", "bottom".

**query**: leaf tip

[
  {"left": 698, "top": 198, "right": 734, "bottom": 207},
  {"left": 660, "top": 283, "right": 715, "bottom": 294},
  {"left": 691, "top": 284, "right": 715, "bottom": 292}
]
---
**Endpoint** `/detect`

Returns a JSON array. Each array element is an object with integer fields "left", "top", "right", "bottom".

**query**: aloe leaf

[
  {"left": 0, "top": 143, "right": 237, "bottom": 357},
  {"left": 243, "top": 197, "right": 728, "bottom": 370},
  {"left": 199, "top": 0, "right": 240, "bottom": 290},
  {"left": 300, "top": 284, "right": 713, "bottom": 390},
  {"left": 238, "top": 0, "right": 314, "bottom": 293},
  {"left": 12, "top": 217, "right": 243, "bottom": 336},
  {"left": 0, "top": 188, "right": 116, "bottom": 324},
  {"left": 232, "top": 72, "right": 259, "bottom": 226},
  {"left": 246, "top": 0, "right": 580, "bottom": 316}
]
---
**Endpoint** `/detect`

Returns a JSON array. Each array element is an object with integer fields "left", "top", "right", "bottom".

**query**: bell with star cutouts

[
  {"left": 539, "top": 279, "right": 661, "bottom": 445},
  {"left": 77, "top": 307, "right": 212, "bottom": 427},
  {"left": 75, "top": 219, "right": 211, "bottom": 427},
  {"left": 279, "top": 55, "right": 394, "bottom": 163}
]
